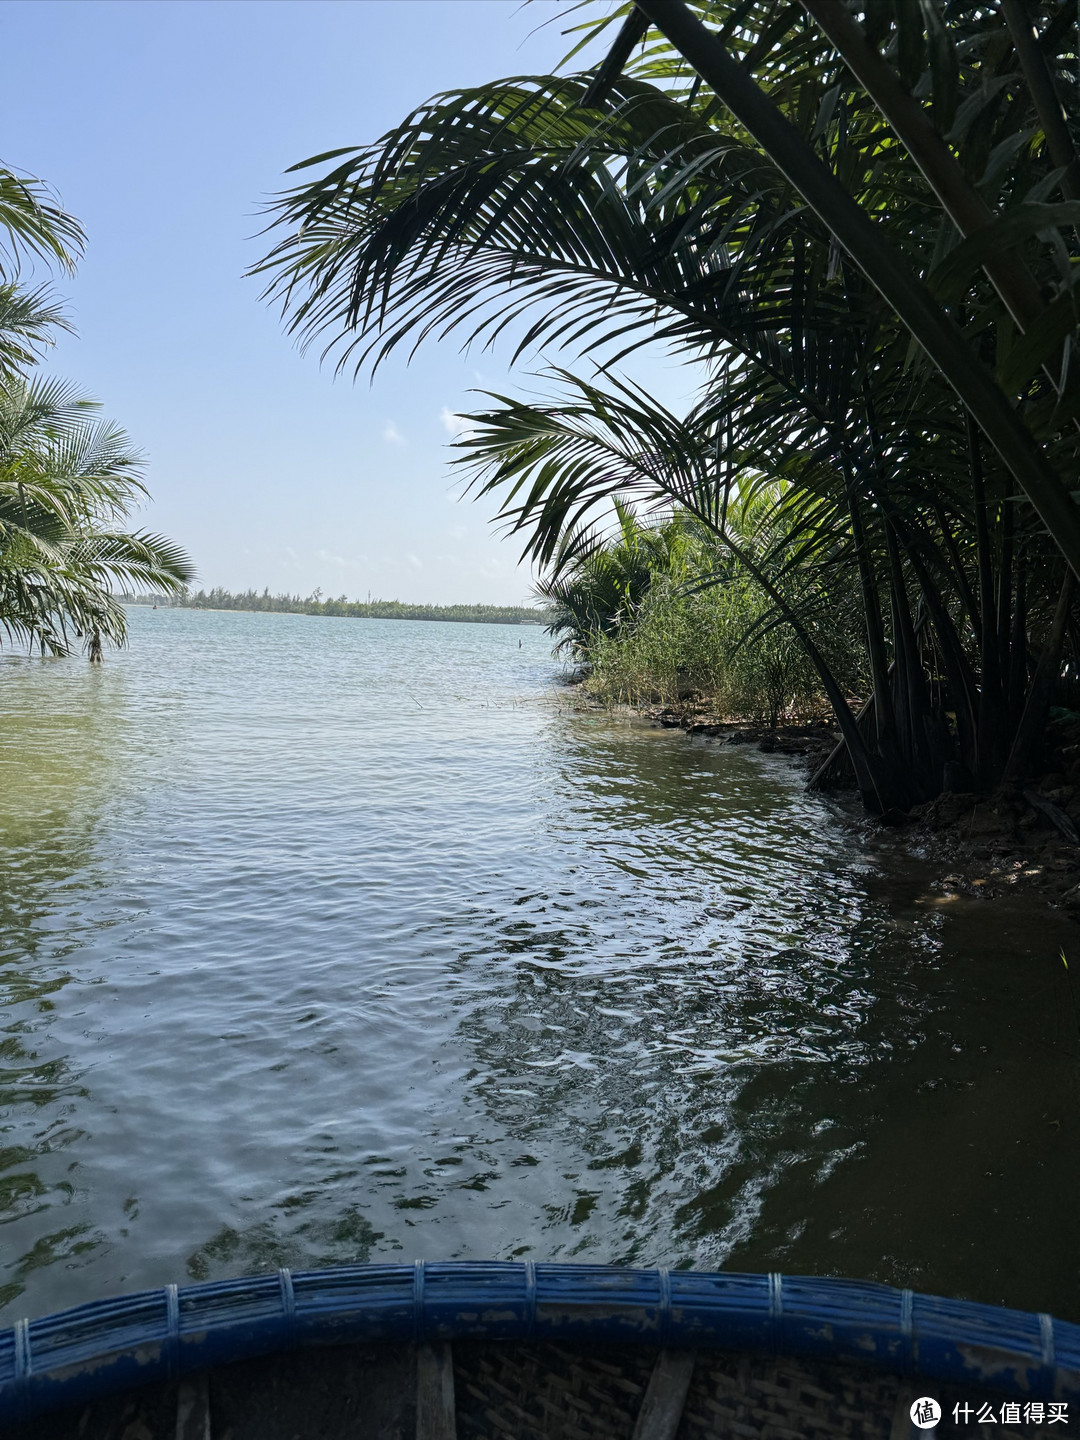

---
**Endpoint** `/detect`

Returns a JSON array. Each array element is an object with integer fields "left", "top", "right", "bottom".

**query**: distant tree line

[{"left": 122, "top": 587, "right": 550, "bottom": 626}]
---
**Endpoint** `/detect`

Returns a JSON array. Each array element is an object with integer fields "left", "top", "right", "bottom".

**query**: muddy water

[{"left": 0, "top": 607, "right": 1075, "bottom": 1323}]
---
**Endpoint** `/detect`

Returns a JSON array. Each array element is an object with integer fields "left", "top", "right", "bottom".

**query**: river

[{"left": 1, "top": 606, "right": 1076, "bottom": 1324}]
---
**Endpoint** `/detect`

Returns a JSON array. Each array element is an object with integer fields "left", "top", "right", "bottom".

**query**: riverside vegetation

[
  {"left": 538, "top": 502, "right": 854, "bottom": 726},
  {"left": 254, "top": 0, "right": 1080, "bottom": 836},
  {"left": 542, "top": 502, "right": 1080, "bottom": 913},
  {"left": 0, "top": 168, "right": 191, "bottom": 656}
]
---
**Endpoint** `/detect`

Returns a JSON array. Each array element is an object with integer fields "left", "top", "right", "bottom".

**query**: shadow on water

[
  {"left": 718, "top": 894, "right": 1080, "bottom": 1314},
  {"left": 0, "top": 613, "right": 1077, "bottom": 1323},
  {"left": 185, "top": 1207, "right": 384, "bottom": 1283}
]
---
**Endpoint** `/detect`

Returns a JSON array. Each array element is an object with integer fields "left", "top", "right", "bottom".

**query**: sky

[{"left": 2, "top": 0, "right": 699, "bottom": 605}]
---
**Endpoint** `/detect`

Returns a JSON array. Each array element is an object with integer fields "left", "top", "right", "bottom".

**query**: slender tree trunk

[
  {"left": 1009, "top": 552, "right": 1029, "bottom": 737},
  {"left": 997, "top": 477, "right": 1015, "bottom": 708},
  {"left": 883, "top": 519, "right": 932, "bottom": 794},
  {"left": 1003, "top": 570, "right": 1074, "bottom": 783},
  {"left": 700, "top": 511, "right": 903, "bottom": 811},
  {"left": 896, "top": 521, "right": 980, "bottom": 783},
  {"left": 933, "top": 498, "right": 979, "bottom": 642},
  {"left": 969, "top": 416, "right": 1006, "bottom": 785},
  {"left": 842, "top": 451, "right": 895, "bottom": 747}
]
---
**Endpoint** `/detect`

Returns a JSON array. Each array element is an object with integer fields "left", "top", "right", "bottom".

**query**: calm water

[{"left": 1, "top": 607, "right": 1077, "bottom": 1323}]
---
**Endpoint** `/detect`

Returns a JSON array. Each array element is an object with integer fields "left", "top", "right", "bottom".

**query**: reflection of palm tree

[
  {"left": 438, "top": 726, "right": 875, "bottom": 1266},
  {"left": 0, "top": 670, "right": 132, "bottom": 1318},
  {"left": 0, "top": 950, "right": 98, "bottom": 1313}
]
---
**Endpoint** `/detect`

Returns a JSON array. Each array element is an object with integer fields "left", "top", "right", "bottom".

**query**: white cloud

[
  {"left": 382, "top": 421, "right": 403, "bottom": 444},
  {"left": 440, "top": 406, "right": 476, "bottom": 442},
  {"left": 315, "top": 549, "right": 357, "bottom": 570}
]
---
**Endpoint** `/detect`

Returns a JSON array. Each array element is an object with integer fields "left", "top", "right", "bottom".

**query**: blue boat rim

[{"left": 2, "top": 1262, "right": 1077, "bottom": 1421}]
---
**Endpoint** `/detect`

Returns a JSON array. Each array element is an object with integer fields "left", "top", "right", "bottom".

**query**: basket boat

[{"left": 1, "top": 1262, "right": 1076, "bottom": 1438}]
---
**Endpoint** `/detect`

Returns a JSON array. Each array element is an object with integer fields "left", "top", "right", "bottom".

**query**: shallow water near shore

[{"left": 1, "top": 606, "right": 1076, "bottom": 1324}]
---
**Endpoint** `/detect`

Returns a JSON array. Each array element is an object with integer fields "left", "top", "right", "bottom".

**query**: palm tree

[
  {"left": 537, "top": 501, "right": 700, "bottom": 655},
  {"left": 0, "top": 164, "right": 83, "bottom": 279},
  {"left": 618, "top": 0, "right": 1080, "bottom": 568},
  {"left": 0, "top": 165, "right": 81, "bottom": 383},
  {"left": 0, "top": 284, "right": 73, "bottom": 380},
  {"left": 0, "top": 165, "right": 192, "bottom": 657},
  {"left": 254, "top": 2, "right": 1080, "bottom": 813},
  {"left": 0, "top": 376, "right": 193, "bottom": 658}
]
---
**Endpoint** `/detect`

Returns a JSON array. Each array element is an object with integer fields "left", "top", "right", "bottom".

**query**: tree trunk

[{"left": 1003, "top": 571, "right": 1074, "bottom": 783}]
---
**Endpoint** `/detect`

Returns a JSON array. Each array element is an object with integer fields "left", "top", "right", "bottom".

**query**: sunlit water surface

[{"left": 1, "top": 608, "right": 1077, "bottom": 1323}]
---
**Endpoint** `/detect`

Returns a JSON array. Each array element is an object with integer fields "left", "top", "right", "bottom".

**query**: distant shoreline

[{"left": 121, "top": 591, "right": 551, "bottom": 627}]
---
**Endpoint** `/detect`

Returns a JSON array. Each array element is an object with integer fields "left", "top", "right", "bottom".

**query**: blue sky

[{"left": 3, "top": 1, "right": 693, "bottom": 603}]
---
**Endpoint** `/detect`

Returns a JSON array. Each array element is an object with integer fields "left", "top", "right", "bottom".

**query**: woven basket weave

[
  {"left": 682, "top": 1350, "right": 902, "bottom": 1440},
  {"left": 455, "top": 1339, "right": 656, "bottom": 1440},
  {"left": 14, "top": 1338, "right": 1045, "bottom": 1439}
]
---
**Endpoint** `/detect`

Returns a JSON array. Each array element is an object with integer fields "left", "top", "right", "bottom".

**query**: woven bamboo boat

[{"left": 1, "top": 1263, "right": 1076, "bottom": 1438}]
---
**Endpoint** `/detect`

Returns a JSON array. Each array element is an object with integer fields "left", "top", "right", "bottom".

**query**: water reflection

[
  {"left": 0, "top": 611, "right": 1076, "bottom": 1325},
  {"left": 446, "top": 718, "right": 1080, "bottom": 1308},
  {"left": 0, "top": 658, "right": 136, "bottom": 1308},
  {"left": 186, "top": 1207, "right": 384, "bottom": 1282}
]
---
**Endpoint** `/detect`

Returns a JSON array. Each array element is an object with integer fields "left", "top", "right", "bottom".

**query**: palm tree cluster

[
  {"left": 542, "top": 501, "right": 861, "bottom": 724},
  {"left": 0, "top": 166, "right": 192, "bottom": 659},
  {"left": 537, "top": 500, "right": 698, "bottom": 656},
  {"left": 255, "top": 0, "right": 1080, "bottom": 816}
]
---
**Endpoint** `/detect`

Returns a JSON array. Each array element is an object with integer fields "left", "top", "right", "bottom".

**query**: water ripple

[{"left": 0, "top": 610, "right": 1076, "bottom": 1321}]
